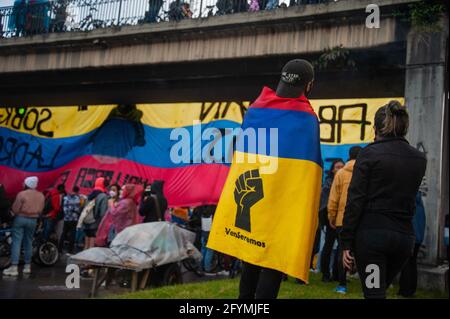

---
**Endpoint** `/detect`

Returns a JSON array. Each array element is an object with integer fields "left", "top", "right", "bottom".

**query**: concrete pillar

[{"left": 404, "top": 25, "right": 448, "bottom": 292}]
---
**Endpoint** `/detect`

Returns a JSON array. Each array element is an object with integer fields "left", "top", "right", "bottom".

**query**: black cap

[{"left": 280, "top": 59, "right": 315, "bottom": 88}]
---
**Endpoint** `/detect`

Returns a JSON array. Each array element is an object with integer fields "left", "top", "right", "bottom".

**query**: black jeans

[
  {"left": 398, "top": 243, "right": 421, "bottom": 297},
  {"left": 310, "top": 225, "right": 322, "bottom": 268},
  {"left": 355, "top": 229, "right": 415, "bottom": 299},
  {"left": 58, "top": 221, "right": 77, "bottom": 253},
  {"left": 320, "top": 224, "right": 338, "bottom": 280},
  {"left": 336, "top": 227, "right": 347, "bottom": 286},
  {"left": 239, "top": 262, "right": 283, "bottom": 299}
]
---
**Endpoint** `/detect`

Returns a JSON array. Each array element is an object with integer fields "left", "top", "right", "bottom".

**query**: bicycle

[
  {"left": 0, "top": 218, "right": 59, "bottom": 270},
  {"left": 206, "top": 5, "right": 215, "bottom": 17},
  {"left": 78, "top": 5, "right": 105, "bottom": 31}
]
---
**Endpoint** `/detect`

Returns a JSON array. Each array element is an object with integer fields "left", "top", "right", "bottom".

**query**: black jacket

[
  {"left": 340, "top": 137, "right": 427, "bottom": 250},
  {"left": 139, "top": 181, "right": 168, "bottom": 223}
]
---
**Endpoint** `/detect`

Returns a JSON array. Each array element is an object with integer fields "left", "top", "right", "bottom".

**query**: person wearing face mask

[
  {"left": 108, "top": 184, "right": 121, "bottom": 209},
  {"left": 229, "top": 59, "right": 318, "bottom": 299},
  {"left": 107, "top": 184, "right": 140, "bottom": 243},
  {"left": 319, "top": 159, "right": 345, "bottom": 282}
]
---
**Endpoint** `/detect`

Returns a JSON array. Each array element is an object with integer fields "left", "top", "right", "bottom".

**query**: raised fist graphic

[{"left": 234, "top": 169, "right": 264, "bottom": 232}]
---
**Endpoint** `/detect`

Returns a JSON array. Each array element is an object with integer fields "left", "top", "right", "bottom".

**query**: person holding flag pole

[{"left": 207, "top": 59, "right": 322, "bottom": 299}]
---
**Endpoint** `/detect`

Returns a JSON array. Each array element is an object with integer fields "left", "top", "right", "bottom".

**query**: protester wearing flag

[{"left": 207, "top": 59, "right": 322, "bottom": 299}]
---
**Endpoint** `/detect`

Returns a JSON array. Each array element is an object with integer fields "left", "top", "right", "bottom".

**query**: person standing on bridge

[
  {"left": 81, "top": 177, "right": 109, "bottom": 250},
  {"left": 340, "top": 101, "right": 427, "bottom": 299},
  {"left": 3, "top": 177, "right": 45, "bottom": 276},
  {"left": 58, "top": 186, "right": 82, "bottom": 255}
]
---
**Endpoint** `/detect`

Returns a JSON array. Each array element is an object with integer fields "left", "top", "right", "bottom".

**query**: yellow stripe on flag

[
  {"left": 207, "top": 152, "right": 322, "bottom": 283},
  {"left": 0, "top": 103, "right": 246, "bottom": 138}
]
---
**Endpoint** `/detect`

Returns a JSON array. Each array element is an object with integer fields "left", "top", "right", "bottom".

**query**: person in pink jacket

[{"left": 96, "top": 184, "right": 141, "bottom": 246}]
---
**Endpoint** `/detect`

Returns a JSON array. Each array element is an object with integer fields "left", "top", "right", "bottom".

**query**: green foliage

[
  {"left": 313, "top": 45, "right": 356, "bottom": 71},
  {"left": 394, "top": 1, "right": 445, "bottom": 32}
]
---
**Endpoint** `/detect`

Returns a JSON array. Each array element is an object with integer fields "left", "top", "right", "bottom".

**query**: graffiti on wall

[{"left": 0, "top": 97, "right": 403, "bottom": 206}]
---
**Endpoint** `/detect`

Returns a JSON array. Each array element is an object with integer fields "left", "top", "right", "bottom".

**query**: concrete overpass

[
  {"left": 0, "top": 0, "right": 414, "bottom": 104},
  {"left": 0, "top": 0, "right": 448, "bottom": 291}
]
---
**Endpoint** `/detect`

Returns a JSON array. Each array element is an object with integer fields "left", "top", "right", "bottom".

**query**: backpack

[{"left": 81, "top": 200, "right": 96, "bottom": 225}]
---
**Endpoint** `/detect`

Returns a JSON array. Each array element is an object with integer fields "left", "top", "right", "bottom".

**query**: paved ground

[{"left": 0, "top": 255, "right": 227, "bottom": 299}]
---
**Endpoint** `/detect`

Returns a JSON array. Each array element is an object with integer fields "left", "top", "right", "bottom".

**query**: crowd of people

[
  {"left": 1, "top": 62, "right": 449, "bottom": 299},
  {"left": 0, "top": 98, "right": 444, "bottom": 298},
  {"left": 1, "top": 0, "right": 336, "bottom": 37},
  {"left": 0, "top": 177, "right": 221, "bottom": 278}
]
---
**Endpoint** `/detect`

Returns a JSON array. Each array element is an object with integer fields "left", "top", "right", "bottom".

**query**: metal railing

[{"left": 0, "top": 0, "right": 335, "bottom": 38}]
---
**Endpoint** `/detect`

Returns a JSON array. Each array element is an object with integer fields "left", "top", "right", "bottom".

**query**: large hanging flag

[
  {"left": 207, "top": 87, "right": 323, "bottom": 282},
  {"left": 0, "top": 103, "right": 246, "bottom": 206},
  {"left": 0, "top": 98, "right": 402, "bottom": 208}
]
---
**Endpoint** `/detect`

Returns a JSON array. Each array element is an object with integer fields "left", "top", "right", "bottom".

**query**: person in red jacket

[{"left": 42, "top": 184, "right": 65, "bottom": 241}]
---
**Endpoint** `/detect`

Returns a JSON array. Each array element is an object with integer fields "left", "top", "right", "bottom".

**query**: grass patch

[{"left": 106, "top": 272, "right": 448, "bottom": 299}]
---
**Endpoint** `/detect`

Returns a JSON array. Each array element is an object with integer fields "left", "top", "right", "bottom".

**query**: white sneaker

[
  {"left": 3, "top": 265, "right": 19, "bottom": 277},
  {"left": 23, "top": 264, "right": 31, "bottom": 274},
  {"left": 217, "top": 270, "right": 230, "bottom": 276}
]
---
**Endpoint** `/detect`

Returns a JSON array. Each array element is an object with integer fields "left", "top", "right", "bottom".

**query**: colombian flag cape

[{"left": 207, "top": 87, "right": 323, "bottom": 282}]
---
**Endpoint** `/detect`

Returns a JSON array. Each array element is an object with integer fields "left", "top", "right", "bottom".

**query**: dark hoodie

[
  {"left": 84, "top": 189, "right": 108, "bottom": 231},
  {"left": 139, "top": 180, "right": 168, "bottom": 223}
]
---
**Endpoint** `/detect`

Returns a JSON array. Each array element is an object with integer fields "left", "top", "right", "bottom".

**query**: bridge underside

[{"left": 0, "top": 42, "right": 405, "bottom": 106}]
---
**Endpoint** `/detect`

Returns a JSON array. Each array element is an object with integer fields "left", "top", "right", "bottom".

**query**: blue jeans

[
  {"left": 11, "top": 216, "right": 37, "bottom": 265},
  {"left": 201, "top": 231, "right": 214, "bottom": 272}
]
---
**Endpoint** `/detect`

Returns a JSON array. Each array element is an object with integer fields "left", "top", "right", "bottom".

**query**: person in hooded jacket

[
  {"left": 108, "top": 184, "right": 121, "bottom": 209},
  {"left": 327, "top": 146, "right": 362, "bottom": 294},
  {"left": 398, "top": 191, "right": 426, "bottom": 297},
  {"left": 107, "top": 184, "right": 140, "bottom": 243},
  {"left": 82, "top": 177, "right": 108, "bottom": 250},
  {"left": 139, "top": 180, "right": 168, "bottom": 223},
  {"left": 318, "top": 159, "right": 344, "bottom": 282}
]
